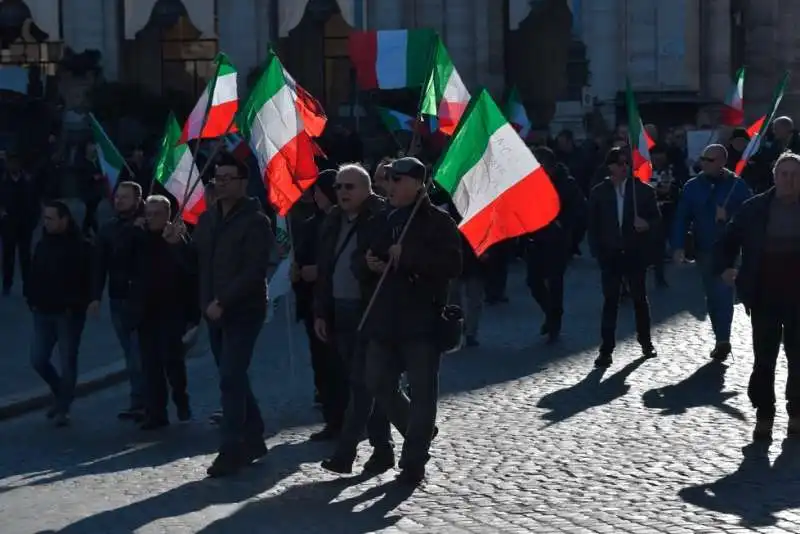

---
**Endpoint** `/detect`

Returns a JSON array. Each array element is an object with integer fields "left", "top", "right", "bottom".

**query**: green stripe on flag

[
  {"left": 238, "top": 49, "right": 285, "bottom": 141},
  {"left": 154, "top": 112, "right": 182, "bottom": 186},
  {"left": 88, "top": 113, "right": 126, "bottom": 189},
  {"left": 406, "top": 29, "right": 436, "bottom": 87},
  {"left": 420, "top": 36, "right": 456, "bottom": 117},
  {"left": 625, "top": 78, "right": 642, "bottom": 143},
  {"left": 434, "top": 90, "right": 504, "bottom": 195}
]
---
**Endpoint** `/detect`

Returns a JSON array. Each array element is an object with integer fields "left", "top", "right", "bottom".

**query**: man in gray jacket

[{"left": 167, "top": 153, "right": 275, "bottom": 477}]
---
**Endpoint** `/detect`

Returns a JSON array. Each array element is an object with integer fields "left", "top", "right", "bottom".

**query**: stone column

[
  {"left": 581, "top": 0, "right": 618, "bottom": 127},
  {"left": 744, "top": 0, "right": 779, "bottom": 118},
  {"left": 776, "top": 0, "right": 800, "bottom": 117},
  {"left": 218, "top": 0, "right": 260, "bottom": 87},
  {"left": 444, "top": 0, "right": 476, "bottom": 88}
]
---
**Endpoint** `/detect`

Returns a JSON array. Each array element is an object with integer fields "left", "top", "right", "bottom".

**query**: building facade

[{"left": 0, "top": 0, "right": 795, "bottom": 136}]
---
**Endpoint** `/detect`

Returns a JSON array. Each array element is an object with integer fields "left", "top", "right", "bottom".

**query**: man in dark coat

[{"left": 0, "top": 152, "right": 39, "bottom": 295}]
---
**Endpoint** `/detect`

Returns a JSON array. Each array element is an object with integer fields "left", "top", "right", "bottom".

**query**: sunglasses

[{"left": 333, "top": 182, "right": 356, "bottom": 191}]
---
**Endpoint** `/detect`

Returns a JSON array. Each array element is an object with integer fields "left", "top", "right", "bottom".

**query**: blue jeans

[
  {"left": 696, "top": 252, "right": 734, "bottom": 343},
  {"left": 30, "top": 311, "right": 86, "bottom": 413},
  {"left": 110, "top": 299, "right": 144, "bottom": 409},
  {"left": 208, "top": 309, "right": 265, "bottom": 450}
]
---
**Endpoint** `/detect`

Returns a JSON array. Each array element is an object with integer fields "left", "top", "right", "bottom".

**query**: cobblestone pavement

[{"left": 2, "top": 257, "right": 799, "bottom": 533}]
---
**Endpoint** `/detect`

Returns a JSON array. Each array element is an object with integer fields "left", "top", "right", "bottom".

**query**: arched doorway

[{"left": 121, "top": 0, "right": 218, "bottom": 100}]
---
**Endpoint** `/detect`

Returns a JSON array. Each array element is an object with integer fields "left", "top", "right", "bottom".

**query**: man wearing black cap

[
  {"left": 588, "top": 147, "right": 661, "bottom": 368},
  {"left": 167, "top": 152, "right": 275, "bottom": 477},
  {"left": 358, "top": 156, "right": 462, "bottom": 485}
]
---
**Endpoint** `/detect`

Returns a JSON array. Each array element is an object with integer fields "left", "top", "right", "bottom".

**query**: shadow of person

[
  {"left": 642, "top": 361, "right": 745, "bottom": 420},
  {"left": 52, "top": 440, "right": 328, "bottom": 534},
  {"left": 537, "top": 356, "right": 648, "bottom": 425},
  {"left": 679, "top": 439, "right": 800, "bottom": 528},
  {"left": 197, "top": 475, "right": 415, "bottom": 534}
]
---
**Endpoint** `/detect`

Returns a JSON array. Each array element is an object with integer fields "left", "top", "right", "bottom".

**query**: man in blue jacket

[{"left": 671, "top": 144, "right": 751, "bottom": 362}]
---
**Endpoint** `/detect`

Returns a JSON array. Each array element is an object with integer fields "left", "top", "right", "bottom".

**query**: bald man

[{"left": 671, "top": 144, "right": 752, "bottom": 362}]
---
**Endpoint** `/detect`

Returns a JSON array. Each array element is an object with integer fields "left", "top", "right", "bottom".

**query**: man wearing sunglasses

[
  {"left": 671, "top": 144, "right": 751, "bottom": 363},
  {"left": 357, "top": 157, "right": 462, "bottom": 486},
  {"left": 588, "top": 147, "right": 661, "bottom": 368}
]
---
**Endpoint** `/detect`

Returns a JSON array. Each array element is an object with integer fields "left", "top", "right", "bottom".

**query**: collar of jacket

[
  {"left": 214, "top": 196, "right": 259, "bottom": 222},
  {"left": 330, "top": 193, "right": 385, "bottom": 221}
]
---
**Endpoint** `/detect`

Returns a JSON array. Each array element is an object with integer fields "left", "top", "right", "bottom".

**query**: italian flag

[
  {"left": 721, "top": 67, "right": 746, "bottom": 126},
  {"left": 377, "top": 107, "right": 416, "bottom": 133},
  {"left": 433, "top": 89, "right": 560, "bottom": 256},
  {"left": 420, "top": 36, "right": 471, "bottom": 135},
  {"left": 179, "top": 53, "right": 239, "bottom": 144},
  {"left": 504, "top": 86, "right": 531, "bottom": 140},
  {"left": 239, "top": 50, "right": 327, "bottom": 216},
  {"left": 348, "top": 29, "right": 435, "bottom": 90},
  {"left": 88, "top": 113, "right": 126, "bottom": 195},
  {"left": 625, "top": 79, "right": 655, "bottom": 182},
  {"left": 735, "top": 71, "right": 790, "bottom": 175},
  {"left": 154, "top": 113, "right": 204, "bottom": 224}
]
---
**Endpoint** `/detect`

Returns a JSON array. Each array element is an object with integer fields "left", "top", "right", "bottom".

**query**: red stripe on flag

[
  {"left": 266, "top": 132, "right": 320, "bottom": 216},
  {"left": 348, "top": 31, "right": 378, "bottom": 90},
  {"left": 720, "top": 105, "right": 744, "bottom": 127},
  {"left": 182, "top": 196, "right": 206, "bottom": 225},
  {"left": 293, "top": 85, "right": 327, "bottom": 138},
  {"left": 437, "top": 101, "right": 469, "bottom": 135},
  {"left": 179, "top": 100, "right": 239, "bottom": 144}
]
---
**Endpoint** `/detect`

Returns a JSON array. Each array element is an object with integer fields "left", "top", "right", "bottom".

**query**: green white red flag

[
  {"left": 377, "top": 107, "right": 416, "bottom": 133},
  {"left": 348, "top": 29, "right": 435, "bottom": 89},
  {"left": 504, "top": 86, "right": 531, "bottom": 140},
  {"left": 88, "top": 113, "right": 126, "bottom": 195},
  {"left": 420, "top": 36, "right": 471, "bottom": 135},
  {"left": 239, "top": 49, "right": 327, "bottom": 216},
  {"left": 721, "top": 67, "right": 746, "bottom": 126},
  {"left": 735, "top": 71, "right": 790, "bottom": 175},
  {"left": 179, "top": 53, "right": 239, "bottom": 144},
  {"left": 433, "top": 89, "right": 560, "bottom": 256},
  {"left": 625, "top": 79, "right": 655, "bottom": 182},
  {"left": 153, "top": 113, "right": 204, "bottom": 224}
]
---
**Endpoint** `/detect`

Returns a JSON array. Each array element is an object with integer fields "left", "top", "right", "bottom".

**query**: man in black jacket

[
  {"left": 26, "top": 201, "right": 91, "bottom": 427},
  {"left": 360, "top": 157, "right": 462, "bottom": 485},
  {"left": 173, "top": 153, "right": 275, "bottom": 477},
  {"left": 130, "top": 195, "right": 192, "bottom": 430},
  {"left": 715, "top": 152, "right": 800, "bottom": 441},
  {"left": 588, "top": 148, "right": 661, "bottom": 368},
  {"left": 88, "top": 181, "right": 146, "bottom": 421},
  {"left": 0, "top": 152, "right": 39, "bottom": 295},
  {"left": 527, "top": 147, "right": 586, "bottom": 342}
]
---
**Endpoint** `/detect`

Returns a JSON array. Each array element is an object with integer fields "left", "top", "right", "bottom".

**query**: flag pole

[{"left": 88, "top": 113, "right": 138, "bottom": 181}]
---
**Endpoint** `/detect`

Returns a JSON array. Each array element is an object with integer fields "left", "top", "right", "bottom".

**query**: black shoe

[
  {"left": 244, "top": 438, "right": 268, "bottom": 463},
  {"left": 432, "top": 425, "right": 439, "bottom": 441},
  {"left": 118, "top": 407, "right": 145, "bottom": 421},
  {"left": 363, "top": 450, "right": 395, "bottom": 475},
  {"left": 176, "top": 404, "right": 192, "bottom": 422},
  {"left": 396, "top": 467, "right": 425, "bottom": 486},
  {"left": 140, "top": 417, "right": 169, "bottom": 430},
  {"left": 546, "top": 329, "right": 561, "bottom": 344},
  {"left": 594, "top": 352, "right": 613, "bottom": 368},
  {"left": 642, "top": 344, "right": 658, "bottom": 359},
  {"left": 465, "top": 335, "right": 479, "bottom": 347},
  {"left": 309, "top": 426, "right": 340, "bottom": 442},
  {"left": 321, "top": 455, "right": 354, "bottom": 474},
  {"left": 710, "top": 342, "right": 732, "bottom": 362},
  {"left": 207, "top": 450, "right": 246, "bottom": 478}
]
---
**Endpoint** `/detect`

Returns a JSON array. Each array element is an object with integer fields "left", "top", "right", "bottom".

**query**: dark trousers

[
  {"left": 653, "top": 204, "right": 675, "bottom": 281},
  {"left": 208, "top": 309, "right": 265, "bottom": 450},
  {"left": 366, "top": 339, "right": 440, "bottom": 469},
  {"left": 303, "top": 312, "right": 347, "bottom": 429},
  {"left": 333, "top": 299, "right": 392, "bottom": 458},
  {"left": 749, "top": 304, "right": 800, "bottom": 421},
  {"left": 526, "top": 243, "right": 566, "bottom": 333},
  {"left": 484, "top": 240, "right": 513, "bottom": 300},
  {"left": 2, "top": 223, "right": 32, "bottom": 290},
  {"left": 138, "top": 313, "right": 189, "bottom": 420},
  {"left": 30, "top": 311, "right": 86, "bottom": 414},
  {"left": 599, "top": 251, "right": 652, "bottom": 353}
]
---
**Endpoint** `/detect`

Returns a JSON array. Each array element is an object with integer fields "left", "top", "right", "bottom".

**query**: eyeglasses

[
  {"left": 213, "top": 172, "right": 240, "bottom": 185},
  {"left": 333, "top": 182, "right": 356, "bottom": 191}
]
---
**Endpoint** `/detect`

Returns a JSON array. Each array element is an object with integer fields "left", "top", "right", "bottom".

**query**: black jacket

[
  {"left": 0, "top": 172, "right": 39, "bottom": 231},
  {"left": 357, "top": 195, "right": 462, "bottom": 343},
  {"left": 587, "top": 177, "right": 661, "bottom": 265},
  {"left": 191, "top": 197, "right": 276, "bottom": 317},
  {"left": 526, "top": 164, "right": 586, "bottom": 255},
  {"left": 713, "top": 188, "right": 781, "bottom": 309},
  {"left": 292, "top": 209, "right": 326, "bottom": 322},
  {"left": 25, "top": 225, "right": 92, "bottom": 314},
  {"left": 91, "top": 211, "right": 142, "bottom": 301},
  {"left": 313, "top": 194, "right": 386, "bottom": 324}
]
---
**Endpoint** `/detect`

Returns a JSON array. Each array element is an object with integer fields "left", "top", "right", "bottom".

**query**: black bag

[{"left": 436, "top": 304, "right": 464, "bottom": 353}]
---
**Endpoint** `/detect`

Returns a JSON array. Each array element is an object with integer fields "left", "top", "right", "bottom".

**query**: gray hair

[
  {"left": 773, "top": 151, "right": 800, "bottom": 174},
  {"left": 703, "top": 143, "right": 728, "bottom": 161},
  {"left": 145, "top": 194, "right": 172, "bottom": 216},
  {"left": 337, "top": 163, "right": 372, "bottom": 190}
]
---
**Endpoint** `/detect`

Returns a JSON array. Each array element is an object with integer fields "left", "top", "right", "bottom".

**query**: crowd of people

[{"left": 1, "top": 112, "right": 799, "bottom": 485}]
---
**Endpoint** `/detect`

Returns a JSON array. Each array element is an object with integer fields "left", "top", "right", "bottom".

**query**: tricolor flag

[
  {"left": 433, "top": 89, "right": 560, "bottom": 256},
  {"left": 239, "top": 49, "right": 327, "bottom": 216},
  {"left": 735, "top": 71, "right": 790, "bottom": 175},
  {"left": 348, "top": 29, "right": 436, "bottom": 90},
  {"left": 88, "top": 113, "right": 126, "bottom": 195},
  {"left": 377, "top": 107, "right": 416, "bottom": 133},
  {"left": 153, "top": 113, "right": 204, "bottom": 224},
  {"left": 420, "top": 36, "right": 471, "bottom": 136},
  {"left": 721, "top": 67, "right": 746, "bottom": 126},
  {"left": 179, "top": 53, "right": 239, "bottom": 144},
  {"left": 224, "top": 133, "right": 252, "bottom": 162},
  {"left": 504, "top": 86, "right": 531, "bottom": 140},
  {"left": 625, "top": 79, "right": 655, "bottom": 182}
]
